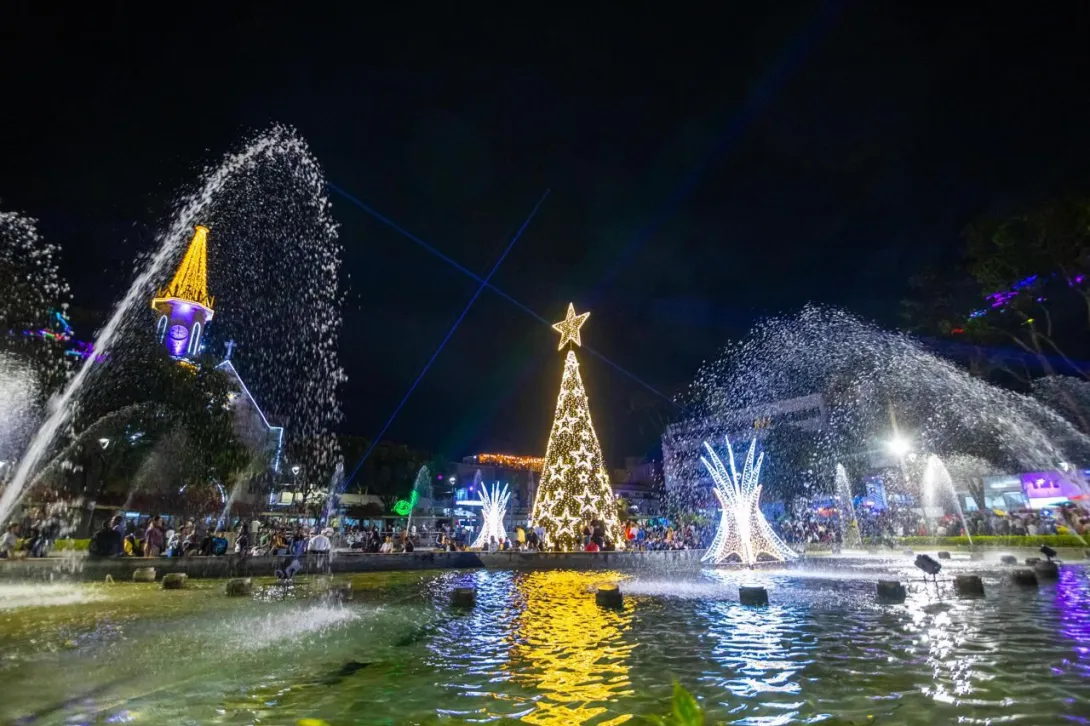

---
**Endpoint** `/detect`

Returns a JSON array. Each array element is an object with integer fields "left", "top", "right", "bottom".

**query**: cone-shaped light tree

[{"left": 530, "top": 304, "right": 622, "bottom": 549}]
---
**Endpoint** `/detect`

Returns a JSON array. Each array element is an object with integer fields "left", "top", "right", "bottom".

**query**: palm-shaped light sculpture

[
  {"left": 701, "top": 436, "right": 797, "bottom": 565},
  {"left": 472, "top": 483, "right": 511, "bottom": 549}
]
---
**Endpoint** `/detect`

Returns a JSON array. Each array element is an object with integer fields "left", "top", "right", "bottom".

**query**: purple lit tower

[{"left": 151, "top": 225, "right": 214, "bottom": 359}]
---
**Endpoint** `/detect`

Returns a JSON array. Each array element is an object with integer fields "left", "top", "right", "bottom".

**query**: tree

[
  {"left": 904, "top": 194, "right": 1090, "bottom": 385},
  {"left": 530, "top": 348, "right": 622, "bottom": 549},
  {"left": 23, "top": 335, "right": 253, "bottom": 524},
  {"left": 0, "top": 211, "right": 72, "bottom": 397},
  {"left": 338, "top": 436, "right": 429, "bottom": 514}
]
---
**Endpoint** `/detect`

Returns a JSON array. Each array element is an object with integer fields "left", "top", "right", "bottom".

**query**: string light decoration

[
  {"left": 472, "top": 453, "right": 545, "bottom": 471},
  {"left": 701, "top": 436, "right": 797, "bottom": 566},
  {"left": 151, "top": 225, "right": 215, "bottom": 312},
  {"left": 151, "top": 226, "right": 215, "bottom": 360},
  {"left": 472, "top": 483, "right": 511, "bottom": 549},
  {"left": 530, "top": 304, "right": 623, "bottom": 550}
]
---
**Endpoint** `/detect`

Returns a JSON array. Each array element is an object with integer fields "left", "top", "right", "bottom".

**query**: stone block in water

[
  {"left": 1000, "top": 555, "right": 1017, "bottom": 565},
  {"left": 954, "top": 574, "right": 984, "bottom": 598},
  {"left": 739, "top": 586, "right": 768, "bottom": 607},
  {"left": 132, "top": 567, "right": 156, "bottom": 583},
  {"left": 225, "top": 578, "right": 253, "bottom": 596},
  {"left": 936, "top": 551, "right": 951, "bottom": 560},
  {"left": 1011, "top": 569, "right": 1038, "bottom": 587},
  {"left": 595, "top": 584, "right": 624, "bottom": 609},
  {"left": 1032, "top": 560, "right": 1059, "bottom": 579},
  {"left": 1025, "top": 557, "right": 1040, "bottom": 566},
  {"left": 161, "top": 573, "right": 187, "bottom": 589},
  {"left": 451, "top": 586, "right": 476, "bottom": 608},
  {"left": 876, "top": 580, "right": 906, "bottom": 603}
]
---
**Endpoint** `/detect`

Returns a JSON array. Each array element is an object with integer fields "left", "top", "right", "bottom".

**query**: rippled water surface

[{"left": 1, "top": 559, "right": 1088, "bottom": 724}]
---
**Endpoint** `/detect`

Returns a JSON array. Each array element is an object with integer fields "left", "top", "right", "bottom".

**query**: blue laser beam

[
  {"left": 339, "top": 189, "right": 549, "bottom": 491},
  {"left": 327, "top": 182, "right": 679, "bottom": 408}
]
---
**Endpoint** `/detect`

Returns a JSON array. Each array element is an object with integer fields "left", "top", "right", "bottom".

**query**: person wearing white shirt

[{"left": 308, "top": 528, "right": 332, "bottom": 553}]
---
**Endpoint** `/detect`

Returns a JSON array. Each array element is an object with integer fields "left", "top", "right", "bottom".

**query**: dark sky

[{"left": 4, "top": 2, "right": 1090, "bottom": 465}]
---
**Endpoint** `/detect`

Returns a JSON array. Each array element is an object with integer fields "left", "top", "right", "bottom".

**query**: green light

[{"left": 392, "top": 490, "right": 419, "bottom": 516}]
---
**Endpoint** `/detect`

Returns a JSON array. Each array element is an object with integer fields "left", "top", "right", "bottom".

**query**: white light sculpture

[
  {"left": 472, "top": 483, "right": 511, "bottom": 549},
  {"left": 701, "top": 436, "right": 797, "bottom": 566}
]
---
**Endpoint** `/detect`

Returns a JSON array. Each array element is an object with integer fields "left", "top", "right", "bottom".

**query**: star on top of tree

[{"left": 552, "top": 303, "right": 590, "bottom": 350}]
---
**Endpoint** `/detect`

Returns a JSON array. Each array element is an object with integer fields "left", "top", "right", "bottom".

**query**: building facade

[{"left": 662, "top": 394, "right": 827, "bottom": 494}]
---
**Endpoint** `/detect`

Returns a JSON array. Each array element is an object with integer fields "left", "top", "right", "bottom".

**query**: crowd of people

[
  {"left": 772, "top": 501, "right": 1090, "bottom": 545},
  {"left": 87, "top": 515, "right": 338, "bottom": 559},
  {"left": 0, "top": 499, "right": 71, "bottom": 558},
  {"left": 621, "top": 519, "right": 707, "bottom": 550},
  {"left": 7, "top": 501, "right": 1087, "bottom": 562}
]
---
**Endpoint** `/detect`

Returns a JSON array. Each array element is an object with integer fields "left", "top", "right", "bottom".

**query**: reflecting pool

[{"left": 1, "top": 560, "right": 1088, "bottom": 724}]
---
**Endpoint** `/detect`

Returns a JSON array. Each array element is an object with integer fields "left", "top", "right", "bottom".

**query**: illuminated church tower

[{"left": 151, "top": 225, "right": 215, "bottom": 359}]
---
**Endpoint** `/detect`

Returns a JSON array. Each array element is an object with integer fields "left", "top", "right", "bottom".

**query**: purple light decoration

[
  {"left": 168, "top": 335, "right": 187, "bottom": 357},
  {"left": 1020, "top": 471, "right": 1082, "bottom": 499}
]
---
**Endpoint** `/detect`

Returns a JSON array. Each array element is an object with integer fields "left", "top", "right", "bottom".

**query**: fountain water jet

[
  {"left": 834, "top": 464, "right": 861, "bottom": 547},
  {"left": 921, "top": 455, "right": 972, "bottom": 545},
  {"left": 667, "top": 306, "right": 1090, "bottom": 525},
  {"left": 0, "top": 125, "right": 343, "bottom": 529}
]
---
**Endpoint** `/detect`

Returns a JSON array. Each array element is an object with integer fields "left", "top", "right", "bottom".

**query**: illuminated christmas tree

[{"left": 530, "top": 304, "right": 622, "bottom": 550}]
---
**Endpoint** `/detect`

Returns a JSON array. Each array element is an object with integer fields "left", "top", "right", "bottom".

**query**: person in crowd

[
  {"left": 143, "top": 515, "right": 164, "bottom": 558},
  {"left": 0, "top": 522, "right": 18, "bottom": 558},
  {"left": 585, "top": 539, "right": 600, "bottom": 552},
  {"left": 308, "top": 527, "right": 332, "bottom": 554},
  {"left": 89, "top": 517, "right": 123, "bottom": 558},
  {"left": 379, "top": 536, "right": 394, "bottom": 554},
  {"left": 235, "top": 523, "right": 251, "bottom": 554}
]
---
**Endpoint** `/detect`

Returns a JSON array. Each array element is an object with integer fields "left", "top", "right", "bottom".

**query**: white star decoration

[
  {"left": 552, "top": 303, "right": 590, "bottom": 350},
  {"left": 556, "top": 414, "right": 578, "bottom": 435},
  {"left": 550, "top": 458, "right": 571, "bottom": 483},
  {"left": 572, "top": 444, "right": 592, "bottom": 469}
]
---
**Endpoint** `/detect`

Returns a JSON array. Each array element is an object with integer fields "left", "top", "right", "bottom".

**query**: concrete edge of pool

[{"left": 0, "top": 548, "right": 708, "bottom": 581}]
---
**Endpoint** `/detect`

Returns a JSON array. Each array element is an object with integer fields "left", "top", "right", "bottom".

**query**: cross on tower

[{"left": 224, "top": 339, "right": 236, "bottom": 360}]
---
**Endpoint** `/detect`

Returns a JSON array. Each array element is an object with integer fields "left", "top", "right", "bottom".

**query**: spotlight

[
  {"left": 1040, "top": 545, "right": 1057, "bottom": 561},
  {"left": 915, "top": 554, "right": 942, "bottom": 577}
]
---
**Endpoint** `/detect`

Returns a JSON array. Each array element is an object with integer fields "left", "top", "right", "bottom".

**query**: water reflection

[
  {"left": 697, "top": 570, "right": 812, "bottom": 725},
  {"left": 510, "top": 570, "right": 634, "bottom": 725},
  {"left": 5, "top": 564, "right": 1090, "bottom": 724},
  {"left": 1054, "top": 566, "right": 1090, "bottom": 678}
]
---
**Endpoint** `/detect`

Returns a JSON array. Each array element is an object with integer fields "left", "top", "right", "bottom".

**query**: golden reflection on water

[{"left": 510, "top": 570, "right": 635, "bottom": 725}]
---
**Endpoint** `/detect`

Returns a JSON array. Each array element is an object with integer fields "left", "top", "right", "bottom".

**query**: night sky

[{"left": 4, "top": 3, "right": 1090, "bottom": 465}]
